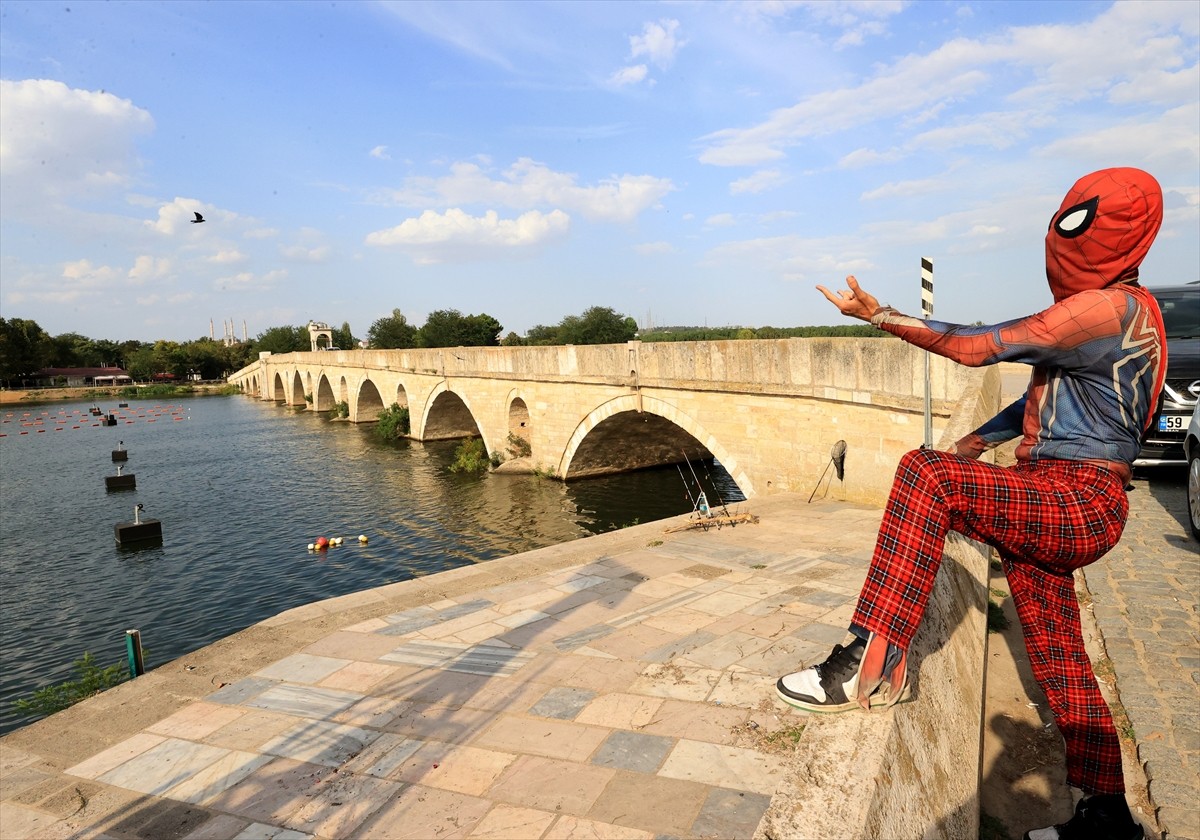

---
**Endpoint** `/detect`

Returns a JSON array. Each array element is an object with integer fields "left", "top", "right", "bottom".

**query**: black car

[{"left": 1136, "top": 283, "right": 1200, "bottom": 467}]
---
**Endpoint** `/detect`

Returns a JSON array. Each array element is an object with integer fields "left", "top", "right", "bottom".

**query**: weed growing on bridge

[
  {"left": 374, "top": 404, "right": 410, "bottom": 440},
  {"left": 450, "top": 437, "right": 499, "bottom": 472},
  {"left": 330, "top": 400, "right": 349, "bottom": 419},
  {"left": 506, "top": 432, "right": 531, "bottom": 458}
]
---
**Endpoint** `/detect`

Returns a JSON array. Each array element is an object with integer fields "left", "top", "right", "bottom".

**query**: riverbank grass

[{"left": 11, "top": 653, "right": 127, "bottom": 719}]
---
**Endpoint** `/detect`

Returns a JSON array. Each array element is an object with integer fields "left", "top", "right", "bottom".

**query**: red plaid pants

[{"left": 852, "top": 449, "right": 1129, "bottom": 794}]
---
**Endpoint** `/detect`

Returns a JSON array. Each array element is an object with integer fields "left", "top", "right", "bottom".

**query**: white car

[{"left": 1186, "top": 401, "right": 1200, "bottom": 541}]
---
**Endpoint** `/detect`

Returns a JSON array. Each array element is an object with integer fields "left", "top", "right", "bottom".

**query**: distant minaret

[
  {"left": 210, "top": 319, "right": 215, "bottom": 340},
  {"left": 243, "top": 320, "right": 248, "bottom": 342}
]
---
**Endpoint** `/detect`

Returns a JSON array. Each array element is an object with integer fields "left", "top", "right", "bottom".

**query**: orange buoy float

[{"left": 314, "top": 536, "right": 330, "bottom": 551}]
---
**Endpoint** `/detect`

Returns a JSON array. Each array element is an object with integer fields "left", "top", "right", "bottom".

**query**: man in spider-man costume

[{"left": 776, "top": 168, "right": 1164, "bottom": 840}]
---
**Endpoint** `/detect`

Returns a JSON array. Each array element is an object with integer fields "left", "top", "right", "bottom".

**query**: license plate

[{"left": 1158, "top": 414, "right": 1186, "bottom": 432}]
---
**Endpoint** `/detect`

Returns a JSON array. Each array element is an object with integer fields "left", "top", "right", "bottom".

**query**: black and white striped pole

[{"left": 921, "top": 257, "right": 934, "bottom": 449}]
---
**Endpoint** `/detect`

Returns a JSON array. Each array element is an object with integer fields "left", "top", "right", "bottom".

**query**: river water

[{"left": 0, "top": 395, "right": 742, "bottom": 734}]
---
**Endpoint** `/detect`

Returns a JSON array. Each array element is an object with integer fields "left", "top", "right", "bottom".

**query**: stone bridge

[{"left": 226, "top": 339, "right": 983, "bottom": 503}]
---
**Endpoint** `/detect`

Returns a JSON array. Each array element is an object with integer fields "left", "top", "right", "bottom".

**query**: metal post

[
  {"left": 125, "top": 629, "right": 145, "bottom": 678},
  {"left": 921, "top": 257, "right": 934, "bottom": 449}
]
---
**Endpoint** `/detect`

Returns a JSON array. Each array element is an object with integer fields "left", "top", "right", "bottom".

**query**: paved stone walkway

[
  {"left": 0, "top": 497, "right": 882, "bottom": 840},
  {"left": 1081, "top": 473, "right": 1200, "bottom": 840}
]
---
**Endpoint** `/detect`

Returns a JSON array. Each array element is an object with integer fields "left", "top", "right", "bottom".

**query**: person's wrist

[{"left": 869, "top": 306, "right": 893, "bottom": 327}]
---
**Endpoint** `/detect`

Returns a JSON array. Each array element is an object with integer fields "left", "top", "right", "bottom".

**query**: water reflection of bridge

[{"left": 227, "top": 339, "right": 981, "bottom": 503}]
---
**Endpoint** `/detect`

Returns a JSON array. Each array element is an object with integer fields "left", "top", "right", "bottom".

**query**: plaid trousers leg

[
  {"left": 850, "top": 448, "right": 1129, "bottom": 794},
  {"left": 1005, "top": 558, "right": 1125, "bottom": 795}
]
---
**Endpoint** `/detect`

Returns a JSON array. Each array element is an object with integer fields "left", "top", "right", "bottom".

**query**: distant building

[{"left": 32, "top": 367, "right": 133, "bottom": 387}]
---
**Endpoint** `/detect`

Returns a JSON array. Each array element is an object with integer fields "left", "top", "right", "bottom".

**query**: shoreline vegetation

[{"left": 0, "top": 382, "right": 240, "bottom": 406}]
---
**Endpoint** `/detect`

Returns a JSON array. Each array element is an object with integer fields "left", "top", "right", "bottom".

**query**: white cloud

[
  {"left": 861, "top": 176, "right": 951, "bottom": 201},
  {"left": 365, "top": 208, "right": 570, "bottom": 262},
  {"left": 630, "top": 19, "right": 684, "bottom": 69},
  {"left": 758, "top": 210, "right": 798, "bottom": 224},
  {"left": 128, "top": 255, "right": 172, "bottom": 283},
  {"left": 705, "top": 213, "right": 736, "bottom": 228},
  {"left": 608, "top": 65, "right": 649, "bottom": 87},
  {"left": 145, "top": 198, "right": 213, "bottom": 235},
  {"left": 704, "top": 232, "right": 874, "bottom": 283},
  {"left": 698, "top": 3, "right": 1198, "bottom": 167},
  {"left": 837, "top": 147, "right": 903, "bottom": 169},
  {"left": 215, "top": 268, "right": 287, "bottom": 292},
  {"left": 0, "top": 79, "right": 154, "bottom": 213},
  {"left": 633, "top": 241, "right": 674, "bottom": 255},
  {"left": 280, "top": 244, "right": 332, "bottom": 263},
  {"left": 730, "top": 169, "right": 787, "bottom": 194},
  {"left": 208, "top": 249, "right": 248, "bottom": 264},
  {"left": 17, "top": 258, "right": 128, "bottom": 304},
  {"left": 1036, "top": 103, "right": 1200, "bottom": 173},
  {"left": 383, "top": 158, "right": 673, "bottom": 223},
  {"left": 370, "top": 145, "right": 391, "bottom": 160}
]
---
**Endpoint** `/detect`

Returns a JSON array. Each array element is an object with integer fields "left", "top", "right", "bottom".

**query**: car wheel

[{"left": 1189, "top": 449, "right": 1200, "bottom": 541}]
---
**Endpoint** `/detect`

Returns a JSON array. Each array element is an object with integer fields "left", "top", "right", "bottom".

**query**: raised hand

[{"left": 816, "top": 275, "right": 881, "bottom": 322}]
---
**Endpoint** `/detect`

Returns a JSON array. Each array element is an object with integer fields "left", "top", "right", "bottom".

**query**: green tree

[
  {"left": 332, "top": 321, "right": 356, "bottom": 350},
  {"left": 151, "top": 340, "right": 187, "bottom": 377},
  {"left": 124, "top": 345, "right": 157, "bottom": 380},
  {"left": 255, "top": 325, "right": 309, "bottom": 354},
  {"left": 46, "top": 332, "right": 96, "bottom": 367},
  {"left": 417, "top": 310, "right": 501, "bottom": 348},
  {"left": 183, "top": 338, "right": 231, "bottom": 380},
  {"left": 367, "top": 309, "right": 417, "bottom": 349},
  {"left": 523, "top": 324, "right": 561, "bottom": 346},
  {"left": 461, "top": 313, "right": 502, "bottom": 347},
  {"left": 500, "top": 331, "right": 525, "bottom": 346},
  {"left": 557, "top": 306, "right": 637, "bottom": 345},
  {"left": 0, "top": 317, "right": 52, "bottom": 385}
]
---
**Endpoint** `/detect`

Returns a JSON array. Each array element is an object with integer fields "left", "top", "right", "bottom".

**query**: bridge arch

[
  {"left": 315, "top": 374, "right": 335, "bottom": 412},
  {"left": 355, "top": 379, "right": 386, "bottom": 422},
  {"left": 559, "top": 395, "right": 751, "bottom": 495},
  {"left": 272, "top": 372, "right": 286, "bottom": 402},
  {"left": 289, "top": 371, "right": 304, "bottom": 406},
  {"left": 506, "top": 390, "right": 531, "bottom": 457},
  {"left": 395, "top": 383, "right": 409, "bottom": 410},
  {"left": 421, "top": 384, "right": 484, "bottom": 445}
]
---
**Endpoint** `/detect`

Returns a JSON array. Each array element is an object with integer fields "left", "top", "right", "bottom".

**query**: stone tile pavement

[
  {"left": 1081, "top": 473, "right": 1200, "bottom": 840},
  {"left": 0, "top": 497, "right": 884, "bottom": 840},
  {"left": 3, "top": 478, "right": 1193, "bottom": 840}
]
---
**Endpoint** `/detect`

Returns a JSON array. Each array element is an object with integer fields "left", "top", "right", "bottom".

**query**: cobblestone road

[{"left": 1082, "top": 468, "right": 1200, "bottom": 840}]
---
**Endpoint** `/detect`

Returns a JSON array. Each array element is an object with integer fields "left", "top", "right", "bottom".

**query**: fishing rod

[
  {"left": 680, "top": 451, "right": 711, "bottom": 519},
  {"left": 696, "top": 454, "right": 735, "bottom": 525},
  {"left": 676, "top": 463, "right": 700, "bottom": 512}
]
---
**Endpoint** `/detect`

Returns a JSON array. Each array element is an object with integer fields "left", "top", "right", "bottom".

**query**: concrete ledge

[{"left": 759, "top": 365, "right": 999, "bottom": 840}]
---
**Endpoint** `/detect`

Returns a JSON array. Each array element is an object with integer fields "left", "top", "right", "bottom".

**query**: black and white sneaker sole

[{"left": 775, "top": 681, "right": 911, "bottom": 713}]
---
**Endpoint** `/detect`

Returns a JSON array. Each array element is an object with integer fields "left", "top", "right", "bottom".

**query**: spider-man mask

[{"left": 1045, "top": 167, "right": 1163, "bottom": 302}]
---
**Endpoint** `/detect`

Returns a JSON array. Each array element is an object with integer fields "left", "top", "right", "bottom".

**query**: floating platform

[
  {"left": 114, "top": 518, "right": 162, "bottom": 545},
  {"left": 105, "top": 473, "right": 136, "bottom": 491}
]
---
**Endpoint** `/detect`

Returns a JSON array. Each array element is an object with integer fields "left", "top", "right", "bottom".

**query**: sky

[{"left": 0, "top": 0, "right": 1196, "bottom": 344}]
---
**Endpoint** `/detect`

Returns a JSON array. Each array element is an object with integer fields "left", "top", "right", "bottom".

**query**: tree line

[{"left": 2, "top": 306, "right": 883, "bottom": 387}]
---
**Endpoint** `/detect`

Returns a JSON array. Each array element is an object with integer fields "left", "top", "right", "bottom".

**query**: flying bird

[{"left": 191, "top": 212, "right": 205, "bottom": 224}]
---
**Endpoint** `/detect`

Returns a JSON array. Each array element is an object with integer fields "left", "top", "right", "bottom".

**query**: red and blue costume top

[{"left": 869, "top": 168, "right": 1167, "bottom": 483}]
